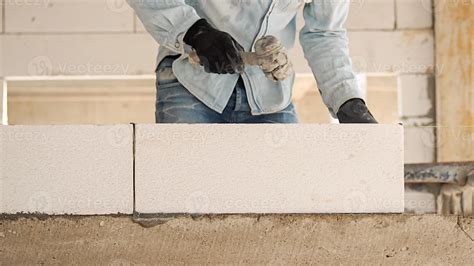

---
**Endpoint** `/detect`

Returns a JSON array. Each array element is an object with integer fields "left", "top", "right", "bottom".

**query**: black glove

[
  {"left": 337, "top": 99, "right": 378, "bottom": 124},
  {"left": 184, "top": 19, "right": 244, "bottom": 74}
]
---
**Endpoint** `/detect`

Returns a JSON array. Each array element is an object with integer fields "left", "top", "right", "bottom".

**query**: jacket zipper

[
  {"left": 250, "top": 0, "right": 277, "bottom": 52},
  {"left": 242, "top": 0, "right": 277, "bottom": 111}
]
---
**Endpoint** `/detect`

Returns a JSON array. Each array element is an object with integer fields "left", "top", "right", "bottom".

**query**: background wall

[{"left": 0, "top": 0, "right": 437, "bottom": 164}]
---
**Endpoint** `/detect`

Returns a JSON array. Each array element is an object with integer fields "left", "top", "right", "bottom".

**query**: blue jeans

[{"left": 155, "top": 57, "right": 299, "bottom": 124}]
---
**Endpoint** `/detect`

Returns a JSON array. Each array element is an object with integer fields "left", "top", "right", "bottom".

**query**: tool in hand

[{"left": 189, "top": 36, "right": 293, "bottom": 82}]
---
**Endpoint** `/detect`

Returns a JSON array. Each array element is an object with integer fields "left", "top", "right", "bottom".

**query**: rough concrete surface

[
  {"left": 0, "top": 215, "right": 473, "bottom": 265},
  {"left": 136, "top": 124, "right": 404, "bottom": 214},
  {"left": 0, "top": 125, "right": 134, "bottom": 214}
]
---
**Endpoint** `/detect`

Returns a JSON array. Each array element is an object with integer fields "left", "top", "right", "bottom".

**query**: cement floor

[{"left": 1, "top": 215, "right": 473, "bottom": 264}]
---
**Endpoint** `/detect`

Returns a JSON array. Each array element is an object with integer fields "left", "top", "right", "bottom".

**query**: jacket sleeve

[
  {"left": 299, "top": 0, "right": 364, "bottom": 116},
  {"left": 127, "top": 0, "right": 200, "bottom": 54}
]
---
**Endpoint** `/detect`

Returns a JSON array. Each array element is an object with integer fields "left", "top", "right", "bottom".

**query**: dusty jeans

[{"left": 155, "top": 56, "right": 299, "bottom": 124}]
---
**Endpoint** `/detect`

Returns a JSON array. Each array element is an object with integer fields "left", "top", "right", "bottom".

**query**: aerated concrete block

[
  {"left": 0, "top": 125, "right": 134, "bottom": 214},
  {"left": 135, "top": 124, "right": 404, "bottom": 214},
  {"left": 396, "top": 0, "right": 433, "bottom": 29},
  {"left": 346, "top": 0, "right": 395, "bottom": 30},
  {"left": 404, "top": 126, "right": 436, "bottom": 164},
  {"left": 348, "top": 30, "right": 434, "bottom": 74},
  {"left": 0, "top": 80, "right": 5, "bottom": 125},
  {"left": 0, "top": 36, "right": 4, "bottom": 77},
  {"left": 405, "top": 190, "right": 436, "bottom": 214},
  {"left": 399, "top": 74, "right": 435, "bottom": 118},
  {"left": 4, "top": 0, "right": 134, "bottom": 33},
  {"left": 0, "top": 4, "right": 3, "bottom": 33},
  {"left": 1, "top": 33, "right": 157, "bottom": 76}
]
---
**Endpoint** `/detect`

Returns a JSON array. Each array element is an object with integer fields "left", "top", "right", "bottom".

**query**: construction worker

[{"left": 128, "top": 0, "right": 377, "bottom": 124}]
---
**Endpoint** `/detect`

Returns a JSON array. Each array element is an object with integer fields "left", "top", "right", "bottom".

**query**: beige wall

[{"left": 6, "top": 75, "right": 397, "bottom": 125}]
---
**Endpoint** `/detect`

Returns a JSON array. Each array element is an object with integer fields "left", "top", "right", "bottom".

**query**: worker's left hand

[{"left": 337, "top": 99, "right": 378, "bottom": 124}]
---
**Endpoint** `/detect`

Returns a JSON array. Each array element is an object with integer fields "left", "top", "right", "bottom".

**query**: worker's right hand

[{"left": 184, "top": 19, "right": 244, "bottom": 74}]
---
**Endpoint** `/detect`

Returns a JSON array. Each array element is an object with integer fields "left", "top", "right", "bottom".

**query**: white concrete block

[
  {"left": 0, "top": 80, "right": 5, "bottom": 125},
  {"left": 346, "top": 0, "right": 395, "bottom": 29},
  {"left": 0, "top": 35, "right": 4, "bottom": 77},
  {"left": 348, "top": 30, "right": 434, "bottom": 74},
  {"left": 405, "top": 190, "right": 436, "bottom": 215},
  {"left": 399, "top": 74, "right": 435, "bottom": 118},
  {"left": 396, "top": 0, "right": 433, "bottom": 29},
  {"left": 404, "top": 126, "right": 436, "bottom": 164},
  {"left": 135, "top": 124, "right": 404, "bottom": 214},
  {"left": 0, "top": 4, "right": 3, "bottom": 32},
  {"left": 4, "top": 0, "right": 134, "bottom": 33},
  {"left": 405, "top": 190, "right": 436, "bottom": 214},
  {"left": 1, "top": 33, "right": 157, "bottom": 76},
  {"left": 0, "top": 125, "right": 134, "bottom": 214}
]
